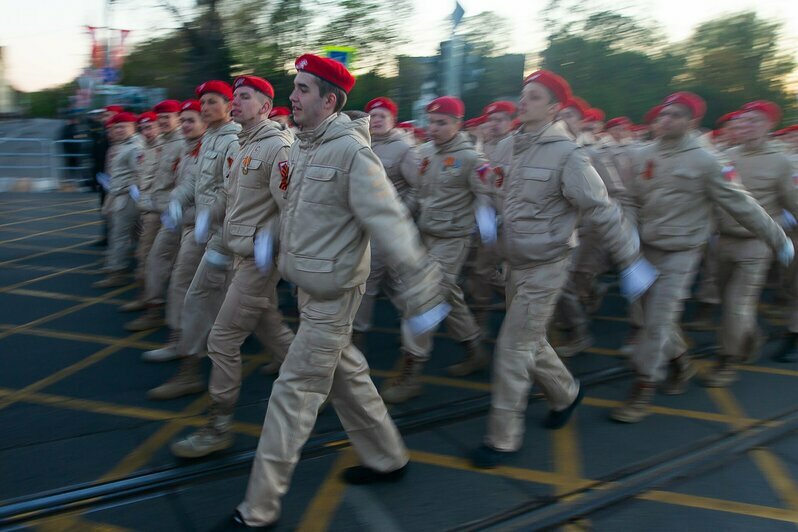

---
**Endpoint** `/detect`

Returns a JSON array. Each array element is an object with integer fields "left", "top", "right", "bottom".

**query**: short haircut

[{"left": 314, "top": 76, "right": 348, "bottom": 113}]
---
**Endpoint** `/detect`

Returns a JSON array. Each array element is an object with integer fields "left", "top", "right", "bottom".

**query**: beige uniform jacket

[
  {"left": 171, "top": 121, "right": 241, "bottom": 212},
  {"left": 277, "top": 113, "right": 430, "bottom": 304},
  {"left": 212, "top": 119, "right": 293, "bottom": 258},
  {"left": 173, "top": 138, "right": 202, "bottom": 226},
  {"left": 149, "top": 128, "right": 184, "bottom": 213},
  {"left": 415, "top": 133, "right": 491, "bottom": 238},
  {"left": 137, "top": 136, "right": 162, "bottom": 211},
  {"left": 371, "top": 128, "right": 419, "bottom": 211},
  {"left": 492, "top": 120, "right": 638, "bottom": 269},
  {"left": 627, "top": 134, "right": 788, "bottom": 252},
  {"left": 108, "top": 136, "right": 142, "bottom": 198}
]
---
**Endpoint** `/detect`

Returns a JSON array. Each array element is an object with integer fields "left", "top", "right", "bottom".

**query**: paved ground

[{"left": 1, "top": 191, "right": 798, "bottom": 531}]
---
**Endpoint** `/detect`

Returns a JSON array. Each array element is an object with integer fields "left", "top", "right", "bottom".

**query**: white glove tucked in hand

[
  {"left": 778, "top": 239, "right": 795, "bottom": 266},
  {"left": 782, "top": 210, "right": 797, "bottom": 230},
  {"left": 254, "top": 230, "right": 274, "bottom": 274},
  {"left": 475, "top": 205, "right": 498, "bottom": 244},
  {"left": 168, "top": 199, "right": 183, "bottom": 227},
  {"left": 161, "top": 212, "right": 177, "bottom": 232},
  {"left": 194, "top": 209, "right": 210, "bottom": 244},
  {"left": 128, "top": 184, "right": 140, "bottom": 202},
  {"left": 406, "top": 302, "right": 452, "bottom": 336},
  {"left": 619, "top": 257, "right": 659, "bottom": 302},
  {"left": 96, "top": 172, "right": 110, "bottom": 192}
]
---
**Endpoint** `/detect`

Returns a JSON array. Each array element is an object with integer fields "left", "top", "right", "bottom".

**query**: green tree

[{"left": 679, "top": 11, "right": 796, "bottom": 125}]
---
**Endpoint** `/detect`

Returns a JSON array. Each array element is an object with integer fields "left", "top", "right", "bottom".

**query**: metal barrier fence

[{"left": 0, "top": 137, "right": 93, "bottom": 182}]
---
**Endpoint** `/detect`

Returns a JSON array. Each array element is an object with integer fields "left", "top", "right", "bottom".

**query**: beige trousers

[
  {"left": 401, "top": 233, "right": 481, "bottom": 360},
  {"left": 486, "top": 257, "right": 579, "bottom": 452},
  {"left": 165, "top": 226, "right": 204, "bottom": 330},
  {"left": 716, "top": 236, "right": 772, "bottom": 358},
  {"left": 207, "top": 258, "right": 294, "bottom": 411},
  {"left": 353, "top": 247, "right": 402, "bottom": 333},
  {"left": 134, "top": 212, "right": 161, "bottom": 284},
  {"left": 144, "top": 224, "right": 180, "bottom": 305},
  {"left": 696, "top": 238, "right": 721, "bottom": 305},
  {"left": 632, "top": 245, "right": 703, "bottom": 382},
  {"left": 104, "top": 195, "right": 139, "bottom": 272},
  {"left": 236, "top": 285, "right": 407, "bottom": 526}
]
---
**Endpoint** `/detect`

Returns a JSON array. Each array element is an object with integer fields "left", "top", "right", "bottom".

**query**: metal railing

[{"left": 0, "top": 137, "right": 93, "bottom": 183}]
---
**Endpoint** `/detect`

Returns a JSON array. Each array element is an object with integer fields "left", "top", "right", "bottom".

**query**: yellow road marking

[
  {"left": 0, "top": 207, "right": 99, "bottom": 228},
  {"left": 0, "top": 239, "right": 101, "bottom": 268},
  {"left": 1, "top": 241, "right": 105, "bottom": 256},
  {"left": 296, "top": 450, "right": 358, "bottom": 532},
  {"left": 0, "top": 220, "right": 100, "bottom": 245},
  {"left": 0, "top": 323, "right": 161, "bottom": 350},
  {"left": 707, "top": 388, "right": 798, "bottom": 524}
]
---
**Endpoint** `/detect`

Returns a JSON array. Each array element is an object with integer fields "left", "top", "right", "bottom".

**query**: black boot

[{"left": 773, "top": 332, "right": 798, "bottom": 363}]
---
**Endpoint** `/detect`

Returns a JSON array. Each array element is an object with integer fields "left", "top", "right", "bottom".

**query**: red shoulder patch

[
  {"left": 493, "top": 166, "right": 505, "bottom": 188},
  {"left": 476, "top": 162, "right": 490, "bottom": 184},
  {"left": 278, "top": 161, "right": 290, "bottom": 191},
  {"left": 420, "top": 157, "right": 430, "bottom": 176},
  {"left": 721, "top": 164, "right": 738, "bottom": 183},
  {"left": 642, "top": 160, "right": 654, "bottom": 180}
]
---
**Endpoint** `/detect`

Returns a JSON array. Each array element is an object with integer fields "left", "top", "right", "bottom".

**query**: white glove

[
  {"left": 254, "top": 230, "right": 274, "bottom": 274},
  {"left": 160, "top": 212, "right": 177, "bottom": 232},
  {"left": 96, "top": 172, "right": 110, "bottom": 192},
  {"left": 194, "top": 209, "right": 210, "bottom": 244},
  {"left": 619, "top": 257, "right": 659, "bottom": 302},
  {"left": 129, "top": 184, "right": 140, "bottom": 202},
  {"left": 778, "top": 239, "right": 795, "bottom": 266},
  {"left": 782, "top": 210, "right": 797, "bottom": 230},
  {"left": 475, "top": 205, "right": 497, "bottom": 244},
  {"left": 205, "top": 248, "right": 232, "bottom": 269},
  {"left": 168, "top": 199, "right": 183, "bottom": 227},
  {"left": 406, "top": 302, "right": 452, "bottom": 336}
]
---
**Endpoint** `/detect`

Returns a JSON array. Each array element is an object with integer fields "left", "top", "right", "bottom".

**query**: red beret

[
  {"left": 365, "top": 97, "right": 398, "bottom": 117},
  {"left": 180, "top": 100, "right": 201, "bottom": 113},
  {"left": 137, "top": 112, "right": 158, "bottom": 125},
  {"left": 153, "top": 100, "right": 181, "bottom": 114},
  {"left": 482, "top": 100, "right": 517, "bottom": 116},
  {"left": 643, "top": 105, "right": 663, "bottom": 124},
  {"left": 511, "top": 118, "right": 522, "bottom": 130},
  {"left": 195, "top": 80, "right": 233, "bottom": 100},
  {"left": 106, "top": 112, "right": 137, "bottom": 126},
  {"left": 413, "top": 127, "right": 428, "bottom": 141},
  {"left": 397, "top": 121, "right": 414, "bottom": 130},
  {"left": 233, "top": 75, "right": 275, "bottom": 99},
  {"left": 426, "top": 96, "right": 465, "bottom": 119},
  {"left": 269, "top": 106, "right": 291, "bottom": 118},
  {"left": 605, "top": 116, "right": 632, "bottom": 130},
  {"left": 104, "top": 105, "right": 124, "bottom": 113},
  {"left": 631, "top": 124, "right": 649, "bottom": 132},
  {"left": 740, "top": 100, "right": 781, "bottom": 124},
  {"left": 662, "top": 91, "right": 706, "bottom": 119},
  {"left": 295, "top": 54, "right": 356, "bottom": 93},
  {"left": 583, "top": 108, "right": 605, "bottom": 123},
  {"left": 562, "top": 97, "right": 590, "bottom": 118},
  {"left": 716, "top": 111, "right": 742, "bottom": 126},
  {"left": 464, "top": 116, "right": 487, "bottom": 129},
  {"left": 523, "top": 70, "right": 572, "bottom": 105}
]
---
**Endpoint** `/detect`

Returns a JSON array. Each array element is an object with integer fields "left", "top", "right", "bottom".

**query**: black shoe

[
  {"left": 341, "top": 464, "right": 407, "bottom": 485},
  {"left": 773, "top": 333, "right": 798, "bottom": 363},
  {"left": 470, "top": 444, "right": 515, "bottom": 469},
  {"left": 212, "top": 510, "right": 275, "bottom": 531},
  {"left": 91, "top": 238, "right": 108, "bottom": 247},
  {"left": 542, "top": 384, "right": 584, "bottom": 429}
]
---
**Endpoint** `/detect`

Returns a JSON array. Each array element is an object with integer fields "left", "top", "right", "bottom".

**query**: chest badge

[
  {"left": 278, "top": 161, "right": 290, "bottom": 191},
  {"left": 420, "top": 157, "right": 430, "bottom": 176},
  {"left": 642, "top": 160, "right": 654, "bottom": 180},
  {"left": 242, "top": 155, "right": 252, "bottom": 175},
  {"left": 443, "top": 156, "right": 460, "bottom": 170},
  {"left": 721, "top": 164, "right": 738, "bottom": 183}
]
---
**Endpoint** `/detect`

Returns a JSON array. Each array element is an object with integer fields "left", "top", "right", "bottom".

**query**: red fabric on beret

[
  {"left": 233, "top": 76, "right": 275, "bottom": 99},
  {"left": 365, "top": 97, "right": 398, "bottom": 118},
  {"left": 104, "top": 105, "right": 124, "bottom": 113},
  {"left": 397, "top": 121, "right": 414, "bottom": 130},
  {"left": 740, "top": 100, "right": 782, "bottom": 124},
  {"left": 716, "top": 111, "right": 742, "bottom": 126},
  {"left": 153, "top": 100, "right": 181, "bottom": 114},
  {"left": 195, "top": 80, "right": 233, "bottom": 100},
  {"left": 482, "top": 100, "right": 517, "bottom": 116},
  {"left": 562, "top": 97, "right": 590, "bottom": 118},
  {"left": 426, "top": 96, "right": 465, "bottom": 119},
  {"left": 604, "top": 116, "right": 632, "bottom": 130},
  {"left": 631, "top": 124, "right": 649, "bottom": 132},
  {"left": 583, "top": 108, "right": 605, "bottom": 123},
  {"left": 662, "top": 91, "right": 706, "bottom": 119},
  {"left": 523, "top": 70, "right": 572, "bottom": 104},
  {"left": 106, "top": 112, "right": 137, "bottom": 126},
  {"left": 180, "top": 100, "right": 201, "bottom": 114},
  {"left": 269, "top": 106, "right": 291, "bottom": 118},
  {"left": 137, "top": 112, "right": 158, "bottom": 124},
  {"left": 295, "top": 54, "right": 356, "bottom": 93},
  {"left": 464, "top": 116, "right": 487, "bottom": 129},
  {"left": 643, "top": 105, "right": 663, "bottom": 124}
]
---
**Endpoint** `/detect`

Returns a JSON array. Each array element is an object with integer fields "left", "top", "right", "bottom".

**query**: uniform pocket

[
  {"left": 295, "top": 256, "right": 335, "bottom": 273},
  {"left": 239, "top": 159, "right": 263, "bottom": 188}
]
